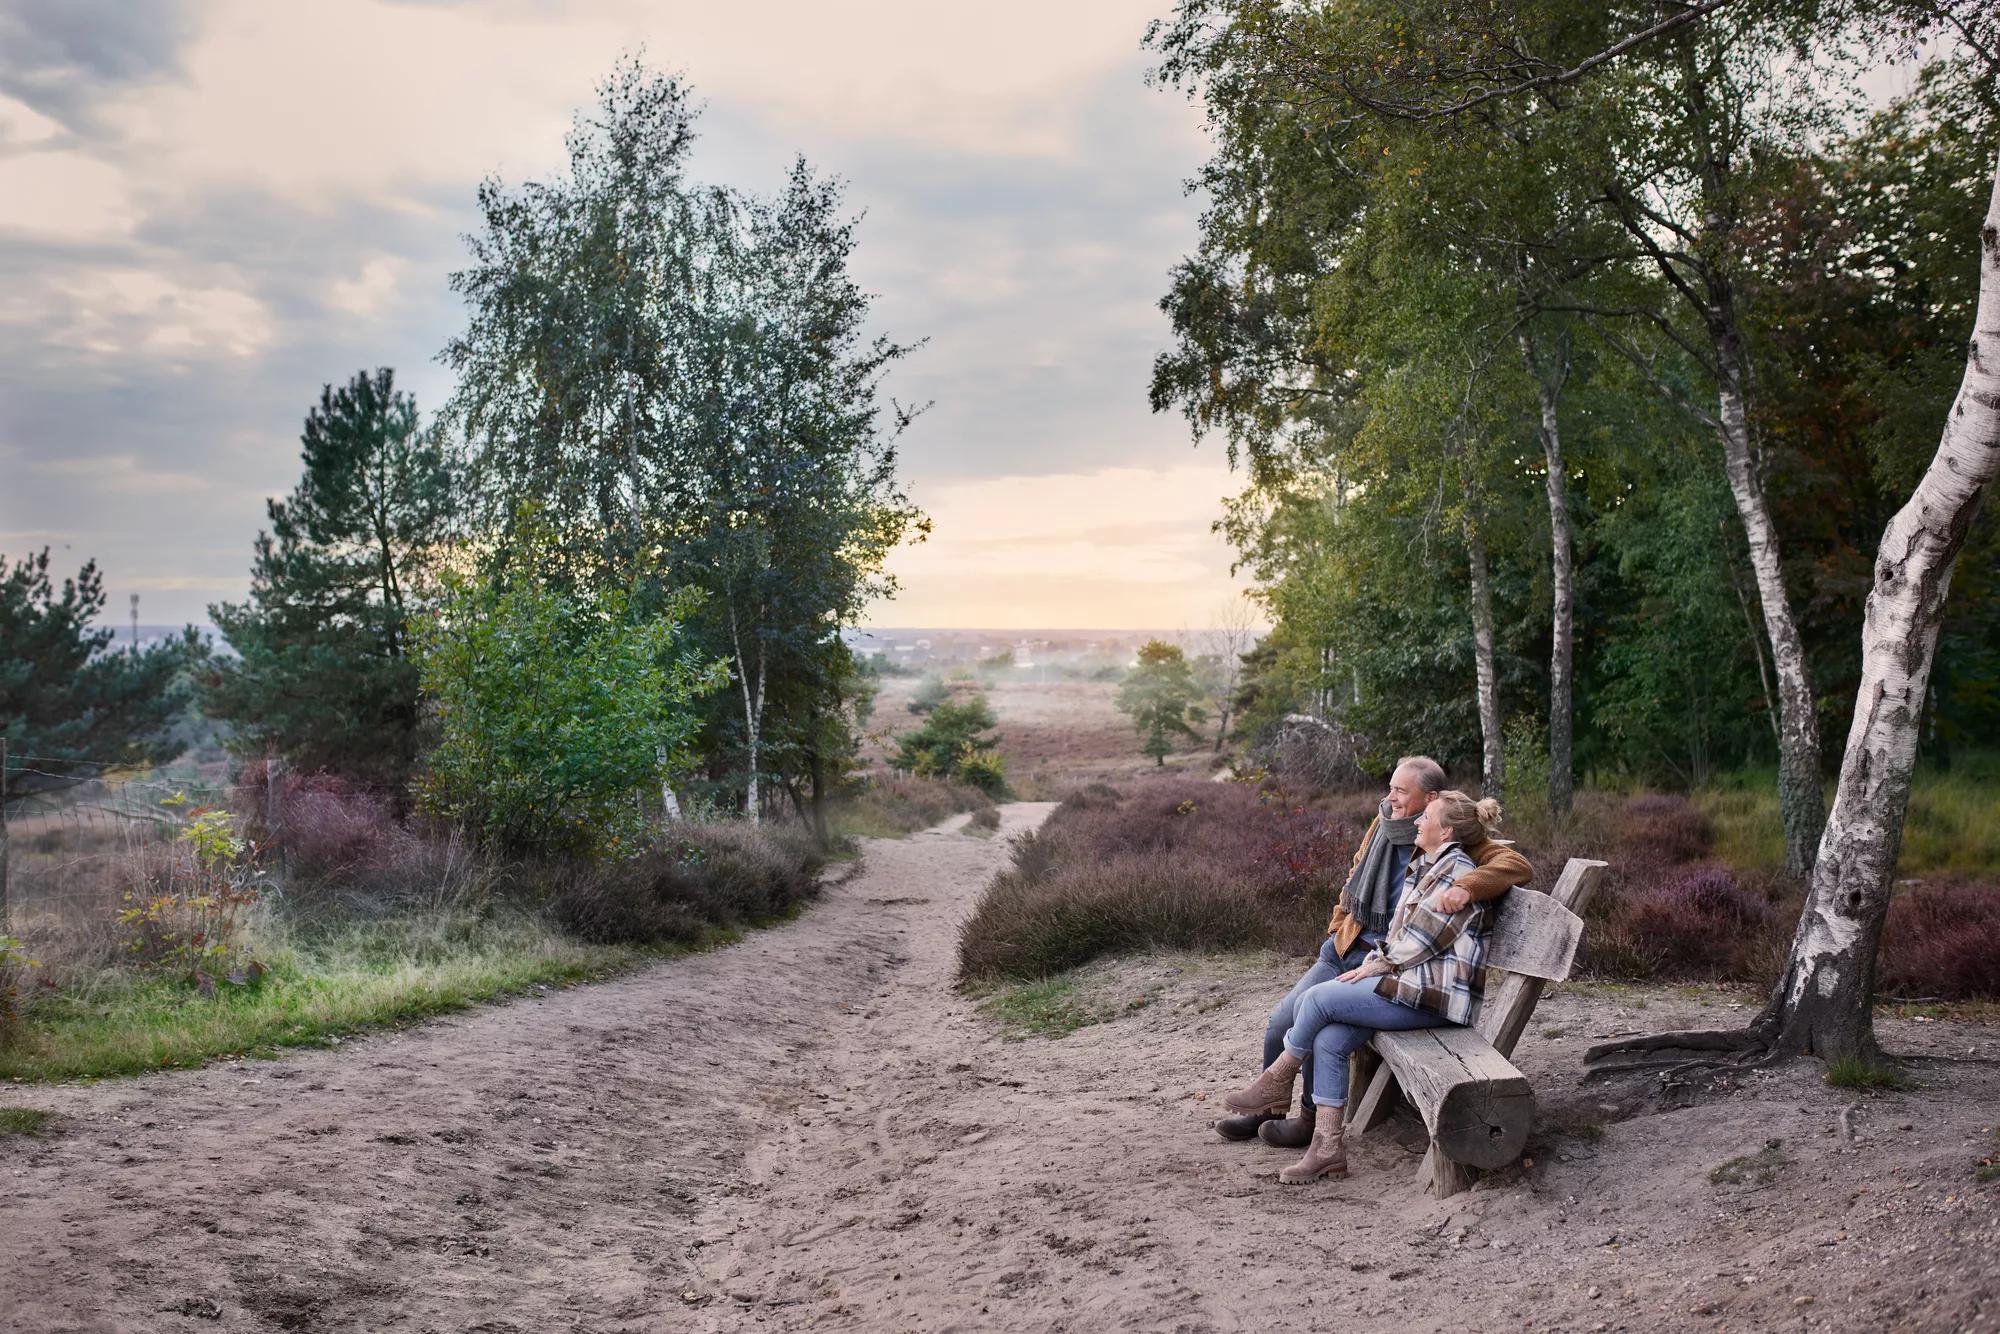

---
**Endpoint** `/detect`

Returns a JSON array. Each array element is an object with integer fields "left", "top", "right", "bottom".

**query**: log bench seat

[{"left": 1348, "top": 856, "right": 1608, "bottom": 1197}]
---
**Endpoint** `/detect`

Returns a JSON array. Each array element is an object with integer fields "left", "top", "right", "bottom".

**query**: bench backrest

[
  {"left": 1482, "top": 884, "right": 1586, "bottom": 981},
  {"left": 1473, "top": 857, "right": 1608, "bottom": 1056}
]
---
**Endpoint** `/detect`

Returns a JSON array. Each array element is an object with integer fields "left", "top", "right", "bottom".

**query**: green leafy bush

[
  {"left": 890, "top": 694, "right": 1006, "bottom": 792},
  {"left": 115, "top": 809, "right": 265, "bottom": 983},
  {"left": 416, "top": 538, "right": 727, "bottom": 856}
]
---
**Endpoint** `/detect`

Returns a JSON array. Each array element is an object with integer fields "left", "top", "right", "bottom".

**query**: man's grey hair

[{"left": 1393, "top": 755, "right": 1448, "bottom": 794}]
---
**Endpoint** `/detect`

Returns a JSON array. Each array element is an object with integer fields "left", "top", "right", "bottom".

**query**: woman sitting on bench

[{"left": 1220, "top": 790, "right": 1507, "bottom": 1184}]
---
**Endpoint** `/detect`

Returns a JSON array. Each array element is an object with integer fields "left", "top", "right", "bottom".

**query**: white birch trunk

[
  {"left": 1521, "top": 332, "right": 1573, "bottom": 818},
  {"left": 1465, "top": 504, "right": 1504, "bottom": 802},
  {"left": 728, "top": 599, "right": 765, "bottom": 827},
  {"left": 1712, "top": 324, "right": 1826, "bottom": 878},
  {"left": 1760, "top": 154, "right": 2000, "bottom": 1060}
]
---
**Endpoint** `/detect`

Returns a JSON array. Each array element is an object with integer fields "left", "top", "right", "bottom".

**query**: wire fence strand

[{"left": 3, "top": 757, "right": 251, "bottom": 930}]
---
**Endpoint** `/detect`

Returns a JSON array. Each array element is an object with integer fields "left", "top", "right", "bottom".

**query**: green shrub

[
  {"left": 114, "top": 810, "right": 265, "bottom": 983},
  {"left": 955, "top": 747, "right": 1007, "bottom": 796},
  {"left": 415, "top": 531, "right": 726, "bottom": 857}
]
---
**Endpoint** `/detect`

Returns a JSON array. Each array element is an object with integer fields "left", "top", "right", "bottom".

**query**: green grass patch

[
  {"left": 0, "top": 911, "right": 709, "bottom": 1083},
  {"left": 829, "top": 775, "right": 993, "bottom": 842},
  {"left": 977, "top": 975, "right": 1109, "bottom": 1040},
  {"left": 1698, "top": 758, "right": 2000, "bottom": 876},
  {"left": 1711, "top": 1139, "right": 1789, "bottom": 1186},
  {"left": 1824, "top": 1056, "right": 1914, "bottom": 1091},
  {"left": 0, "top": 1107, "right": 55, "bottom": 1137}
]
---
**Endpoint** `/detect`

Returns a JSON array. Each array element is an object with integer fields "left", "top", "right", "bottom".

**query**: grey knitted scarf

[{"left": 1340, "top": 799, "right": 1420, "bottom": 936}]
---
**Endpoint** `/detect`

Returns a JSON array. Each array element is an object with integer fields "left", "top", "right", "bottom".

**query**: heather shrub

[
  {"left": 1617, "top": 865, "right": 1775, "bottom": 979},
  {"left": 1620, "top": 794, "right": 1714, "bottom": 865},
  {"left": 1876, "top": 880, "right": 2000, "bottom": 999},
  {"left": 957, "top": 778, "right": 1355, "bottom": 981},
  {"left": 544, "top": 822, "right": 823, "bottom": 946}
]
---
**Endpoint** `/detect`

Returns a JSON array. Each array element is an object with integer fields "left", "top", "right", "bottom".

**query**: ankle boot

[
  {"left": 1214, "top": 1107, "right": 1283, "bottom": 1141},
  {"left": 1223, "top": 1051, "right": 1301, "bottom": 1114},
  {"left": 1277, "top": 1104, "right": 1348, "bottom": 1184},
  {"left": 1258, "top": 1092, "right": 1314, "bottom": 1149}
]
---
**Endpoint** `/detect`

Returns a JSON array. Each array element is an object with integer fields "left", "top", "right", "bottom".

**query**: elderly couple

[{"left": 1214, "top": 756, "right": 1530, "bottom": 1183}]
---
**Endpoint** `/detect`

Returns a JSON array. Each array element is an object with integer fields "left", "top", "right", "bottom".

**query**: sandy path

[{"left": 4, "top": 803, "right": 1998, "bottom": 1332}]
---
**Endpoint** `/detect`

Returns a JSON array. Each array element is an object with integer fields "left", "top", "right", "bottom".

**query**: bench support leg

[
  {"left": 1350, "top": 1061, "right": 1398, "bottom": 1134},
  {"left": 1420, "top": 1143, "right": 1480, "bottom": 1198}
]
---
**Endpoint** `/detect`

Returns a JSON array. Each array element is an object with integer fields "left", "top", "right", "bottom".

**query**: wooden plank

[
  {"left": 1483, "top": 889, "right": 1586, "bottom": 981},
  {"left": 1372, "top": 1027, "right": 1533, "bottom": 1170},
  {"left": 1476, "top": 858, "right": 1607, "bottom": 1058}
]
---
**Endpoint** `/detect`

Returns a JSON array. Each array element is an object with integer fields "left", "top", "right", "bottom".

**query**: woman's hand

[{"left": 1336, "top": 958, "right": 1392, "bottom": 984}]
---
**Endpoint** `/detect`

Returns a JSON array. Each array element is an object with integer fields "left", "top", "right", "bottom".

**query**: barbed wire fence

[{"left": 0, "top": 739, "right": 270, "bottom": 935}]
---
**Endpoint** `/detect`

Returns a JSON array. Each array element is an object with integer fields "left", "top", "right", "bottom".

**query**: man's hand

[{"left": 1430, "top": 885, "right": 1471, "bottom": 913}]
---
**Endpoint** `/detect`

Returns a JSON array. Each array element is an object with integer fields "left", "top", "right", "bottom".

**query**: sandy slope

[{"left": 3, "top": 803, "right": 1996, "bottom": 1333}]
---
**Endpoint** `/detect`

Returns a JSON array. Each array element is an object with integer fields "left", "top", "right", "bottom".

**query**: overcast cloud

[{"left": 0, "top": 0, "right": 1250, "bottom": 630}]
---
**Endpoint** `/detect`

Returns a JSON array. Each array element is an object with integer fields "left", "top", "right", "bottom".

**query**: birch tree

[{"left": 1593, "top": 151, "right": 2000, "bottom": 1068}]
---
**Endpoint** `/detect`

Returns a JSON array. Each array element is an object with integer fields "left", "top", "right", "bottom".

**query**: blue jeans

[
  {"left": 1262, "top": 937, "right": 1375, "bottom": 1107},
  {"left": 1282, "top": 980, "right": 1449, "bottom": 1107}
]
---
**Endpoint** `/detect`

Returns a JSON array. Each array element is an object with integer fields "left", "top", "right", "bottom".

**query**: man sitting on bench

[
  {"left": 1213, "top": 757, "right": 1531, "bottom": 1148},
  {"left": 1220, "top": 790, "right": 1519, "bottom": 1182}
]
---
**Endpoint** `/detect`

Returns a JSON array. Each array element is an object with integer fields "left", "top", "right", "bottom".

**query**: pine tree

[
  {"left": 203, "top": 368, "right": 456, "bottom": 791},
  {"left": 1117, "top": 641, "right": 1206, "bottom": 766},
  {"left": 0, "top": 550, "right": 193, "bottom": 803}
]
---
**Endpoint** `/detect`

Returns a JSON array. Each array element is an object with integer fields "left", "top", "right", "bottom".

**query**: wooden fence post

[{"left": 265, "top": 748, "right": 288, "bottom": 881}]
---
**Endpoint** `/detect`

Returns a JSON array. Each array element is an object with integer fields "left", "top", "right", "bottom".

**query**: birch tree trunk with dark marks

[
  {"left": 1756, "top": 155, "right": 2000, "bottom": 1061},
  {"left": 1711, "top": 313, "right": 1826, "bottom": 878},
  {"left": 1464, "top": 489, "right": 1504, "bottom": 802},
  {"left": 729, "top": 599, "right": 767, "bottom": 827},
  {"left": 1520, "top": 329, "right": 1573, "bottom": 818}
]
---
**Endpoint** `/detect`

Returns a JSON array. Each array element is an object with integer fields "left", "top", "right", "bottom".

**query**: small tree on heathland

[{"left": 1117, "top": 641, "right": 1207, "bottom": 766}]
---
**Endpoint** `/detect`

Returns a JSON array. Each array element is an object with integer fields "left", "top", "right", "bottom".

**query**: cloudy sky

[{"left": 0, "top": 0, "right": 1254, "bottom": 631}]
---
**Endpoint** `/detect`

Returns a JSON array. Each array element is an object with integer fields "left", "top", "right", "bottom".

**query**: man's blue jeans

[
  {"left": 1283, "top": 980, "right": 1449, "bottom": 1106},
  {"left": 1261, "top": 936, "right": 1375, "bottom": 1109}
]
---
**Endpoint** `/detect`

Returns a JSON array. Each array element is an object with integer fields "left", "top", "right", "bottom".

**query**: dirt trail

[{"left": 4, "top": 803, "right": 1998, "bottom": 1332}]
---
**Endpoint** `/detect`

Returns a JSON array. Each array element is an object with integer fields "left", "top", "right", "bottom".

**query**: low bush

[
  {"left": 1620, "top": 794, "right": 1715, "bottom": 865},
  {"left": 544, "top": 822, "right": 824, "bottom": 947},
  {"left": 1876, "top": 880, "right": 2000, "bottom": 1000},
  {"left": 0, "top": 935, "right": 33, "bottom": 1041},
  {"left": 115, "top": 810, "right": 265, "bottom": 983},
  {"left": 1615, "top": 865, "right": 1777, "bottom": 980},
  {"left": 957, "top": 779, "right": 1356, "bottom": 982},
  {"left": 831, "top": 772, "right": 994, "bottom": 840}
]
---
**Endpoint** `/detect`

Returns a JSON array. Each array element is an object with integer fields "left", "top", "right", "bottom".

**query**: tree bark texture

[
  {"left": 1758, "top": 155, "right": 2000, "bottom": 1061},
  {"left": 1710, "top": 319, "right": 1825, "bottom": 877},
  {"left": 1465, "top": 507, "right": 1504, "bottom": 802},
  {"left": 728, "top": 600, "right": 765, "bottom": 827},
  {"left": 1520, "top": 331, "right": 1573, "bottom": 818}
]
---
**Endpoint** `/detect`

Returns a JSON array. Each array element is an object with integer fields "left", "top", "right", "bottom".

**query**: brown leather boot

[
  {"left": 1222, "top": 1051, "right": 1301, "bottom": 1113},
  {"left": 1213, "top": 1107, "right": 1283, "bottom": 1141},
  {"left": 1278, "top": 1104, "right": 1348, "bottom": 1184},
  {"left": 1258, "top": 1099, "right": 1314, "bottom": 1149}
]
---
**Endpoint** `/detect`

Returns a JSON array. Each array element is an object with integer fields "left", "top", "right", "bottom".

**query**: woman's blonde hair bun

[{"left": 1433, "top": 790, "right": 1502, "bottom": 844}]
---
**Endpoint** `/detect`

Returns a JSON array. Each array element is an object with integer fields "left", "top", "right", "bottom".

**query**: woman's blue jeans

[
  {"left": 1281, "top": 979, "right": 1448, "bottom": 1107},
  {"left": 1262, "top": 937, "right": 1373, "bottom": 1106}
]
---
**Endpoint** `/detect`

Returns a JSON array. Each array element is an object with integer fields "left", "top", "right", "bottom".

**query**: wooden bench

[{"left": 1348, "top": 856, "right": 1608, "bottom": 1197}]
